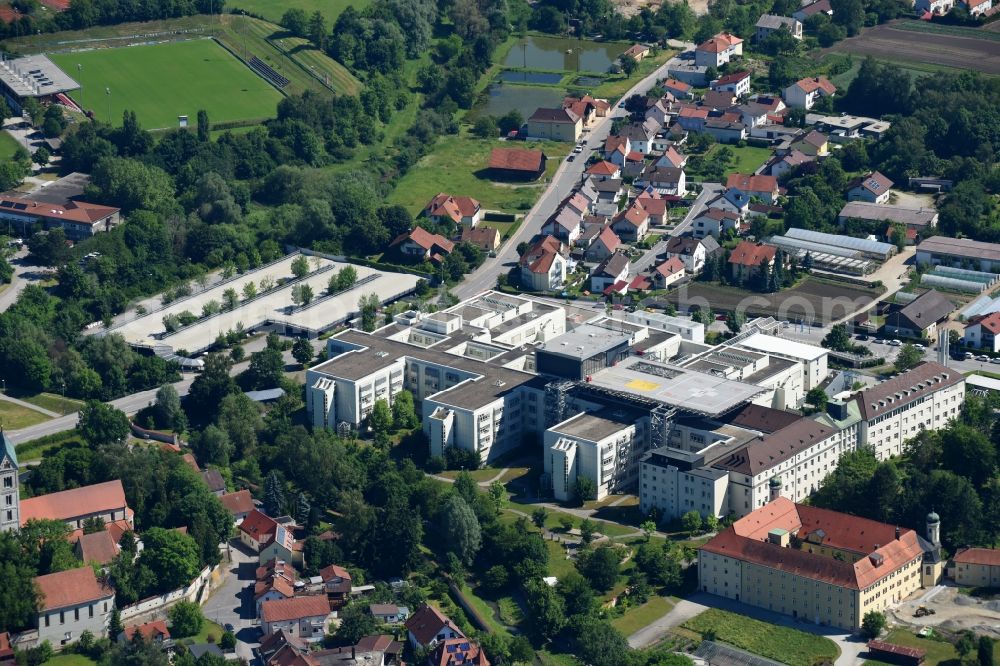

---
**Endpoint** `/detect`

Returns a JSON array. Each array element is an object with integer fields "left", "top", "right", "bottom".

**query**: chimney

[{"left": 895, "top": 526, "right": 901, "bottom": 540}]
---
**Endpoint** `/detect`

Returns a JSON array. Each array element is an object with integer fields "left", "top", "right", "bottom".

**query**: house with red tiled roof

[
  {"left": 76, "top": 529, "right": 120, "bottom": 566},
  {"left": 239, "top": 509, "right": 280, "bottom": 552},
  {"left": 118, "top": 620, "right": 171, "bottom": 646},
  {"left": 699, "top": 497, "right": 938, "bottom": 630},
  {"left": 662, "top": 78, "right": 693, "bottom": 99},
  {"left": 726, "top": 173, "right": 779, "bottom": 204},
  {"left": 586, "top": 226, "right": 621, "bottom": 262},
  {"left": 634, "top": 191, "right": 669, "bottom": 226},
  {"left": 525, "top": 107, "right": 582, "bottom": 142},
  {"left": 0, "top": 196, "right": 120, "bottom": 241},
  {"left": 389, "top": 227, "right": 455, "bottom": 265},
  {"left": 695, "top": 32, "right": 743, "bottom": 68},
  {"left": 256, "top": 558, "right": 297, "bottom": 618},
  {"left": 676, "top": 106, "right": 709, "bottom": 132},
  {"left": 964, "top": 311, "right": 1000, "bottom": 352},
  {"left": 0, "top": 5, "right": 21, "bottom": 23},
  {"left": 0, "top": 632, "right": 14, "bottom": 665},
  {"left": 952, "top": 548, "right": 1000, "bottom": 587},
  {"left": 519, "top": 236, "right": 567, "bottom": 292},
  {"left": 404, "top": 604, "right": 464, "bottom": 650},
  {"left": 564, "top": 94, "right": 610, "bottom": 120},
  {"left": 220, "top": 489, "right": 255, "bottom": 523},
  {"left": 460, "top": 226, "right": 500, "bottom": 253},
  {"left": 711, "top": 70, "right": 751, "bottom": 98},
  {"left": 793, "top": 0, "right": 832, "bottom": 21},
  {"left": 20, "top": 479, "right": 133, "bottom": 531},
  {"left": 767, "top": 149, "right": 814, "bottom": 180},
  {"left": 847, "top": 171, "right": 894, "bottom": 204},
  {"left": 587, "top": 160, "right": 622, "bottom": 181},
  {"left": 603, "top": 135, "right": 630, "bottom": 166},
  {"left": 783, "top": 76, "right": 837, "bottom": 109},
  {"left": 428, "top": 638, "right": 491, "bottom": 666},
  {"left": 424, "top": 193, "right": 482, "bottom": 228},
  {"left": 261, "top": 596, "right": 331, "bottom": 640},
  {"left": 319, "top": 563, "right": 352, "bottom": 609},
  {"left": 728, "top": 240, "right": 777, "bottom": 282},
  {"left": 655, "top": 146, "right": 687, "bottom": 170},
  {"left": 487, "top": 148, "right": 547, "bottom": 180},
  {"left": 612, "top": 204, "right": 650, "bottom": 243},
  {"left": 958, "top": 0, "right": 992, "bottom": 15},
  {"left": 35, "top": 566, "right": 116, "bottom": 646},
  {"left": 651, "top": 257, "right": 686, "bottom": 290}
]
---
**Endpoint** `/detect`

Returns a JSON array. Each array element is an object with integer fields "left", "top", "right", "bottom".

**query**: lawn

[
  {"left": 386, "top": 130, "right": 572, "bottom": 215},
  {"left": 0, "top": 131, "right": 22, "bottom": 160},
  {"left": 611, "top": 596, "right": 675, "bottom": 636},
  {"left": 20, "top": 392, "right": 85, "bottom": 415},
  {"left": 188, "top": 619, "right": 225, "bottom": 644},
  {"left": 0, "top": 400, "right": 50, "bottom": 429},
  {"left": 546, "top": 539, "right": 577, "bottom": 579},
  {"left": 865, "top": 629, "right": 958, "bottom": 666},
  {"left": 42, "top": 655, "right": 98, "bottom": 666},
  {"left": 14, "top": 430, "right": 83, "bottom": 462},
  {"left": 686, "top": 144, "right": 772, "bottom": 180},
  {"left": 229, "top": 0, "right": 370, "bottom": 27},
  {"left": 591, "top": 49, "right": 677, "bottom": 101},
  {"left": 682, "top": 609, "right": 840, "bottom": 666},
  {"left": 50, "top": 39, "right": 283, "bottom": 129}
]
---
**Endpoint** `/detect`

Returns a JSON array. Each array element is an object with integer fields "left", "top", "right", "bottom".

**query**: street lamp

[{"left": 105, "top": 87, "right": 111, "bottom": 124}]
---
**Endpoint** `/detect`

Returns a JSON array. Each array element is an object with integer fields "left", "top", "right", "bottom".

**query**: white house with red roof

[
  {"left": 729, "top": 240, "right": 778, "bottom": 282},
  {"left": 612, "top": 204, "right": 650, "bottom": 243},
  {"left": 953, "top": 547, "right": 1000, "bottom": 587},
  {"left": 519, "top": 236, "right": 567, "bottom": 292},
  {"left": 35, "top": 566, "right": 116, "bottom": 646},
  {"left": 726, "top": 173, "right": 779, "bottom": 204},
  {"left": 429, "top": 638, "right": 491, "bottom": 666},
  {"left": 652, "top": 257, "right": 686, "bottom": 289},
  {"left": 239, "top": 509, "right": 279, "bottom": 552},
  {"left": 964, "top": 311, "right": 1000, "bottom": 352},
  {"left": 586, "top": 161, "right": 622, "bottom": 181},
  {"left": 711, "top": 71, "right": 751, "bottom": 98},
  {"left": 0, "top": 196, "right": 120, "bottom": 241},
  {"left": 662, "top": 78, "right": 693, "bottom": 99},
  {"left": 782, "top": 76, "right": 837, "bottom": 109},
  {"left": 404, "top": 604, "right": 464, "bottom": 650},
  {"left": 959, "top": 0, "right": 992, "bottom": 15},
  {"left": 586, "top": 226, "right": 622, "bottom": 262},
  {"left": 259, "top": 524, "right": 304, "bottom": 566},
  {"left": 118, "top": 620, "right": 171, "bottom": 647},
  {"left": 423, "top": 193, "right": 482, "bottom": 228},
  {"left": 389, "top": 227, "right": 455, "bottom": 264},
  {"left": 695, "top": 33, "right": 744, "bottom": 68},
  {"left": 260, "top": 596, "right": 331, "bottom": 640},
  {"left": 847, "top": 171, "right": 894, "bottom": 204},
  {"left": 603, "top": 135, "right": 631, "bottom": 166}
]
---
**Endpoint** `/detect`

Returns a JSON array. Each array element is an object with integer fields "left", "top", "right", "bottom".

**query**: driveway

[
  {"left": 627, "top": 592, "right": 869, "bottom": 666},
  {"left": 201, "top": 540, "right": 260, "bottom": 662},
  {"left": 0, "top": 251, "right": 50, "bottom": 314},
  {"left": 630, "top": 183, "right": 724, "bottom": 275}
]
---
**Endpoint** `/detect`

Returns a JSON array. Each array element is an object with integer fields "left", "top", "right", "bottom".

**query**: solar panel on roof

[
  {"left": 0, "top": 201, "right": 13, "bottom": 208},
  {"left": 12, "top": 203, "right": 27, "bottom": 210}
]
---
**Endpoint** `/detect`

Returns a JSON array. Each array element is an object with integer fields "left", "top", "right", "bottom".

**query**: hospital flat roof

[{"left": 736, "top": 333, "right": 827, "bottom": 361}]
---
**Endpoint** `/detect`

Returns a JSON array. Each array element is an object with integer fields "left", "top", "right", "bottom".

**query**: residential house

[
  {"left": 460, "top": 226, "right": 500, "bottom": 253},
  {"left": 676, "top": 106, "right": 709, "bottom": 133},
  {"left": 952, "top": 548, "right": 1000, "bottom": 587},
  {"left": 703, "top": 89, "right": 736, "bottom": 110},
  {"left": 586, "top": 226, "right": 622, "bottom": 262},
  {"left": 915, "top": 0, "right": 953, "bottom": 14},
  {"left": 525, "top": 107, "right": 582, "bottom": 143},
  {"left": 487, "top": 148, "right": 547, "bottom": 180},
  {"left": 593, "top": 179, "right": 625, "bottom": 208},
  {"left": 219, "top": 489, "right": 254, "bottom": 523},
  {"left": 656, "top": 146, "right": 687, "bottom": 170},
  {"left": 692, "top": 208, "right": 742, "bottom": 239},
  {"left": 634, "top": 191, "right": 669, "bottom": 225},
  {"left": 320, "top": 563, "right": 353, "bottom": 610},
  {"left": 645, "top": 96, "right": 677, "bottom": 126},
  {"left": 959, "top": 0, "right": 992, "bottom": 15},
  {"left": 729, "top": 240, "right": 777, "bottom": 282},
  {"left": 586, "top": 161, "right": 622, "bottom": 180},
  {"left": 664, "top": 236, "right": 720, "bottom": 274},
  {"left": 883, "top": 289, "right": 953, "bottom": 341},
  {"left": 75, "top": 529, "right": 120, "bottom": 567},
  {"left": 793, "top": 0, "right": 833, "bottom": 22},
  {"left": 622, "top": 43, "right": 651, "bottom": 61},
  {"left": 201, "top": 468, "right": 226, "bottom": 496},
  {"left": 964, "top": 312, "right": 1000, "bottom": 352},
  {"left": 711, "top": 71, "right": 752, "bottom": 97},
  {"left": 704, "top": 118, "right": 747, "bottom": 144},
  {"left": 791, "top": 130, "right": 829, "bottom": 156},
  {"left": 428, "top": 638, "right": 491, "bottom": 666},
  {"left": 642, "top": 166, "right": 688, "bottom": 197},
  {"left": 604, "top": 136, "right": 630, "bottom": 165},
  {"left": 188, "top": 645, "right": 225, "bottom": 661},
  {"left": 541, "top": 206, "right": 583, "bottom": 245},
  {"left": 239, "top": 509, "right": 279, "bottom": 552},
  {"left": 260, "top": 524, "right": 304, "bottom": 567},
  {"left": 755, "top": 14, "right": 802, "bottom": 42},
  {"left": 622, "top": 119, "right": 661, "bottom": 155},
  {"left": 260, "top": 596, "right": 331, "bottom": 641},
  {"left": 0, "top": 633, "right": 13, "bottom": 666},
  {"left": 590, "top": 252, "right": 631, "bottom": 292},
  {"left": 737, "top": 102, "right": 771, "bottom": 129},
  {"left": 35, "top": 566, "right": 115, "bottom": 646},
  {"left": 726, "top": 173, "right": 779, "bottom": 204},
  {"left": 404, "top": 605, "right": 464, "bottom": 650},
  {"left": 20, "top": 480, "right": 133, "bottom": 531},
  {"left": 118, "top": 621, "right": 172, "bottom": 648},
  {"left": 847, "top": 171, "right": 894, "bottom": 204},
  {"left": 0, "top": 196, "right": 120, "bottom": 241},
  {"left": 694, "top": 33, "right": 744, "bottom": 68},
  {"left": 564, "top": 94, "right": 610, "bottom": 121},
  {"left": 709, "top": 190, "right": 751, "bottom": 217},
  {"left": 612, "top": 205, "right": 650, "bottom": 243},
  {"left": 519, "top": 236, "right": 568, "bottom": 292},
  {"left": 369, "top": 604, "right": 409, "bottom": 624},
  {"left": 652, "top": 257, "right": 686, "bottom": 289},
  {"left": 256, "top": 559, "right": 297, "bottom": 617},
  {"left": 751, "top": 94, "right": 786, "bottom": 115},
  {"left": 424, "top": 194, "right": 482, "bottom": 228},
  {"left": 768, "top": 149, "right": 813, "bottom": 179},
  {"left": 662, "top": 78, "right": 694, "bottom": 99},
  {"left": 783, "top": 76, "right": 837, "bottom": 109},
  {"left": 389, "top": 227, "right": 454, "bottom": 264}
]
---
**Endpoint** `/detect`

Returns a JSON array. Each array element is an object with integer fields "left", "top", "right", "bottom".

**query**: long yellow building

[{"left": 698, "top": 498, "right": 942, "bottom": 630}]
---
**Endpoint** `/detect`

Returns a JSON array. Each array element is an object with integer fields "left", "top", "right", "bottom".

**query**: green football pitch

[{"left": 50, "top": 39, "right": 284, "bottom": 129}]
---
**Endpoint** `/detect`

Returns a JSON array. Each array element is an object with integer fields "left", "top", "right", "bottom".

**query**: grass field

[
  {"left": 686, "top": 144, "right": 773, "bottom": 180},
  {"left": 682, "top": 609, "right": 840, "bottom": 666},
  {"left": 611, "top": 596, "right": 675, "bottom": 636},
  {"left": 229, "top": 0, "right": 370, "bottom": 28},
  {"left": 0, "top": 131, "right": 22, "bottom": 160},
  {"left": 0, "top": 400, "right": 50, "bottom": 429},
  {"left": 387, "top": 130, "right": 571, "bottom": 214},
  {"left": 21, "top": 392, "right": 85, "bottom": 414},
  {"left": 592, "top": 49, "right": 676, "bottom": 101},
  {"left": 42, "top": 655, "right": 98, "bottom": 666},
  {"left": 865, "top": 628, "right": 1000, "bottom": 666},
  {"left": 51, "top": 39, "right": 283, "bottom": 129}
]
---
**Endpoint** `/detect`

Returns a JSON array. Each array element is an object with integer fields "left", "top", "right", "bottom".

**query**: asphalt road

[
  {"left": 0, "top": 250, "right": 49, "bottom": 313},
  {"left": 630, "top": 182, "right": 724, "bottom": 275},
  {"left": 455, "top": 45, "right": 694, "bottom": 300}
]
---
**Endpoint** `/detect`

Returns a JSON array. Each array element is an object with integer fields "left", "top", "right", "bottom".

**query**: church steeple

[{"left": 0, "top": 427, "right": 20, "bottom": 532}]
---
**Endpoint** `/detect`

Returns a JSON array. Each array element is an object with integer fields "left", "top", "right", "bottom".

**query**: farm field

[
  {"left": 682, "top": 609, "right": 840, "bottom": 666},
  {"left": 50, "top": 39, "right": 283, "bottom": 129},
  {"left": 659, "top": 276, "right": 883, "bottom": 324},
  {"left": 828, "top": 21, "right": 1000, "bottom": 76},
  {"left": 229, "top": 0, "right": 370, "bottom": 27},
  {"left": 386, "top": 131, "right": 572, "bottom": 215}
]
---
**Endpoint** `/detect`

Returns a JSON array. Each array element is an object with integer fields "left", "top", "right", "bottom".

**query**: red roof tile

[
  {"left": 35, "top": 566, "right": 114, "bottom": 611},
  {"left": 794, "top": 76, "right": 837, "bottom": 96},
  {"left": 122, "top": 621, "right": 170, "bottom": 642},
  {"left": 405, "top": 605, "right": 463, "bottom": 647},
  {"left": 697, "top": 32, "right": 743, "bottom": 53},
  {"left": 20, "top": 480, "right": 129, "bottom": 526},
  {"left": 220, "top": 489, "right": 255, "bottom": 516},
  {"left": 655, "top": 257, "right": 685, "bottom": 277},
  {"left": 595, "top": 226, "right": 621, "bottom": 252},
  {"left": 729, "top": 241, "right": 777, "bottom": 266},
  {"left": 971, "top": 311, "right": 1000, "bottom": 335},
  {"left": 390, "top": 226, "right": 455, "bottom": 254},
  {"left": 953, "top": 547, "right": 1000, "bottom": 567},
  {"left": 425, "top": 193, "right": 480, "bottom": 223},
  {"left": 0, "top": 196, "right": 118, "bottom": 226},
  {"left": 488, "top": 148, "right": 545, "bottom": 173},
  {"left": 714, "top": 71, "right": 751, "bottom": 85},
  {"left": 261, "top": 596, "right": 331, "bottom": 623},
  {"left": 77, "top": 529, "right": 120, "bottom": 565},
  {"left": 587, "top": 161, "right": 620, "bottom": 176},
  {"left": 726, "top": 173, "right": 778, "bottom": 194},
  {"left": 239, "top": 509, "right": 279, "bottom": 543},
  {"left": 430, "top": 638, "right": 490, "bottom": 666}
]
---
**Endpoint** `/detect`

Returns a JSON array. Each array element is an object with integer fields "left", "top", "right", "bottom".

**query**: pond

[
  {"left": 503, "top": 35, "right": 628, "bottom": 74},
  {"left": 499, "top": 70, "right": 565, "bottom": 85},
  {"left": 477, "top": 83, "right": 568, "bottom": 118},
  {"left": 573, "top": 75, "right": 605, "bottom": 87}
]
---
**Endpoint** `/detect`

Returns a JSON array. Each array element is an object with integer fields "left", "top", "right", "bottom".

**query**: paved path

[
  {"left": 0, "top": 393, "right": 59, "bottom": 418},
  {"left": 0, "top": 252, "right": 50, "bottom": 314},
  {"left": 631, "top": 183, "right": 724, "bottom": 275},
  {"left": 456, "top": 45, "right": 695, "bottom": 300}
]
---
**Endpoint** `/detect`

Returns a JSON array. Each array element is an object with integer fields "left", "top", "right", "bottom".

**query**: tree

[
  {"left": 195, "top": 109, "right": 210, "bottom": 142},
  {"left": 557, "top": 571, "right": 595, "bottom": 616},
  {"left": 33, "top": 146, "right": 50, "bottom": 166},
  {"left": 109, "top": 608, "right": 124, "bottom": 639},
  {"left": 221, "top": 288, "right": 239, "bottom": 311},
  {"left": 620, "top": 54, "right": 639, "bottom": 77},
  {"left": 580, "top": 518, "right": 596, "bottom": 545},
  {"left": 27, "top": 228, "right": 71, "bottom": 266},
  {"left": 472, "top": 116, "right": 498, "bottom": 139},
  {"left": 531, "top": 507, "right": 547, "bottom": 529},
  {"left": 335, "top": 602, "right": 381, "bottom": 645},
  {"left": 0, "top": 532, "right": 41, "bottom": 630},
  {"left": 79, "top": 400, "right": 130, "bottom": 446},
  {"left": 330, "top": 266, "right": 358, "bottom": 293},
  {"left": 168, "top": 601, "right": 204, "bottom": 639},
  {"left": 291, "top": 338, "right": 313, "bottom": 367},
  {"left": 806, "top": 387, "right": 828, "bottom": 410},
  {"left": 244, "top": 347, "right": 284, "bottom": 389},
  {"left": 487, "top": 480, "right": 507, "bottom": 515},
  {"left": 359, "top": 293, "right": 380, "bottom": 332},
  {"left": 368, "top": 398, "right": 392, "bottom": 437},
  {"left": 497, "top": 110, "right": 523, "bottom": 135},
  {"left": 220, "top": 632, "right": 236, "bottom": 650},
  {"left": 524, "top": 579, "right": 566, "bottom": 640},
  {"left": 87, "top": 156, "right": 174, "bottom": 214},
  {"left": 291, "top": 283, "right": 314, "bottom": 307},
  {"left": 573, "top": 476, "right": 596, "bottom": 506},
  {"left": 442, "top": 494, "right": 482, "bottom": 565},
  {"left": 264, "top": 470, "right": 285, "bottom": 517},
  {"left": 977, "top": 636, "right": 994, "bottom": 666},
  {"left": 280, "top": 7, "right": 309, "bottom": 36},
  {"left": 641, "top": 520, "right": 657, "bottom": 540},
  {"left": 291, "top": 255, "right": 310, "bottom": 279},
  {"left": 155, "top": 383, "right": 187, "bottom": 432},
  {"left": 682, "top": 510, "right": 703, "bottom": 534},
  {"left": 957, "top": 632, "right": 977, "bottom": 659},
  {"left": 578, "top": 545, "right": 621, "bottom": 592},
  {"left": 391, "top": 390, "right": 418, "bottom": 429},
  {"left": 140, "top": 528, "right": 202, "bottom": 592},
  {"left": 860, "top": 611, "right": 886, "bottom": 639},
  {"left": 894, "top": 343, "right": 923, "bottom": 373},
  {"left": 822, "top": 324, "right": 853, "bottom": 351},
  {"left": 574, "top": 617, "right": 629, "bottom": 666}
]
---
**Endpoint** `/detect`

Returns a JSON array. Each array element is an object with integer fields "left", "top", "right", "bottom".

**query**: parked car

[
  {"left": 977, "top": 355, "right": 990, "bottom": 362},
  {"left": 914, "top": 343, "right": 925, "bottom": 350},
  {"left": 889, "top": 339, "right": 902, "bottom": 347},
  {"left": 965, "top": 352, "right": 975, "bottom": 360},
  {"left": 874, "top": 338, "right": 885, "bottom": 344},
  {"left": 857, "top": 334, "right": 869, "bottom": 341},
  {"left": 991, "top": 357, "right": 1000, "bottom": 365}
]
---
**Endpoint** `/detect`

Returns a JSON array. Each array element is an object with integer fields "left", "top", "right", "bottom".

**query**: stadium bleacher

[{"left": 248, "top": 55, "right": 289, "bottom": 89}]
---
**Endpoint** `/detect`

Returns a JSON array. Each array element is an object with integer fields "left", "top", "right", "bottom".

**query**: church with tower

[{"left": 0, "top": 430, "right": 18, "bottom": 532}]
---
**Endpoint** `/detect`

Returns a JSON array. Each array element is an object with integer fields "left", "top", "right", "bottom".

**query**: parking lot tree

[
  {"left": 291, "top": 255, "right": 310, "bottom": 279},
  {"left": 894, "top": 343, "right": 923, "bottom": 373}
]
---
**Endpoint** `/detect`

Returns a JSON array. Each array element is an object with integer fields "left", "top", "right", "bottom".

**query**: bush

[{"left": 168, "top": 601, "right": 204, "bottom": 638}]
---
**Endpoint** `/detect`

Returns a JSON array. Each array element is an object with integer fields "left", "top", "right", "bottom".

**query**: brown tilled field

[
  {"left": 828, "top": 23, "right": 1000, "bottom": 75},
  {"left": 659, "top": 277, "right": 882, "bottom": 323}
]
